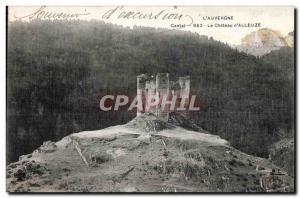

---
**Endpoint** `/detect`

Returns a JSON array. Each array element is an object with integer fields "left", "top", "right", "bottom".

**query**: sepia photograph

[{"left": 6, "top": 5, "right": 295, "bottom": 193}]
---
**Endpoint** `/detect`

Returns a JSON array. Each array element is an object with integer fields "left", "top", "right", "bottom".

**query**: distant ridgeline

[{"left": 7, "top": 20, "right": 294, "bottom": 163}]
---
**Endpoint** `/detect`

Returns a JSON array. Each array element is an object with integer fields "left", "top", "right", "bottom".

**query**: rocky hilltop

[
  {"left": 6, "top": 114, "right": 294, "bottom": 192},
  {"left": 236, "top": 28, "right": 293, "bottom": 56}
]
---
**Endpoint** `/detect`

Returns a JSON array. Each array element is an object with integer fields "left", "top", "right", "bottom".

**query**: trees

[{"left": 7, "top": 20, "right": 294, "bottom": 162}]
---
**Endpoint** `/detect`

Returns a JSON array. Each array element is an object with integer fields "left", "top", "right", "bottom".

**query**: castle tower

[
  {"left": 145, "top": 76, "right": 156, "bottom": 115},
  {"left": 156, "top": 73, "right": 170, "bottom": 121},
  {"left": 137, "top": 74, "right": 148, "bottom": 116},
  {"left": 171, "top": 80, "right": 181, "bottom": 112},
  {"left": 178, "top": 76, "right": 190, "bottom": 114}
]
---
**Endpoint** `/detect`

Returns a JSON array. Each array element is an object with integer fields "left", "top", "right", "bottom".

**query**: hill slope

[
  {"left": 269, "top": 137, "right": 294, "bottom": 177},
  {"left": 6, "top": 115, "right": 294, "bottom": 192}
]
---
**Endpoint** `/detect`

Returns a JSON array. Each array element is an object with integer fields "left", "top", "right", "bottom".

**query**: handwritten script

[
  {"left": 102, "top": 6, "right": 193, "bottom": 24},
  {"left": 14, "top": 6, "right": 91, "bottom": 21},
  {"left": 12, "top": 6, "right": 261, "bottom": 32}
]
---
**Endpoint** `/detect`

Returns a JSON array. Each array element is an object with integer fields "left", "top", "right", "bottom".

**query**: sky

[{"left": 8, "top": 6, "right": 294, "bottom": 45}]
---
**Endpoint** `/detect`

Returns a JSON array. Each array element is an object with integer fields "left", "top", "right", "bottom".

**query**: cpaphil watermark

[
  {"left": 97, "top": 73, "right": 203, "bottom": 116},
  {"left": 98, "top": 94, "right": 200, "bottom": 112}
]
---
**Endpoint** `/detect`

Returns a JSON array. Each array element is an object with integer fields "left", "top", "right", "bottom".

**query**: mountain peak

[{"left": 237, "top": 28, "right": 293, "bottom": 56}]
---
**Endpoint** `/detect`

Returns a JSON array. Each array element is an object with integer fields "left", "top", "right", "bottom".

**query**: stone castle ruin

[{"left": 137, "top": 73, "right": 190, "bottom": 121}]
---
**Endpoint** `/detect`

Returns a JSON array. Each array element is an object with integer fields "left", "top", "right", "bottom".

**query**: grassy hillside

[{"left": 6, "top": 115, "right": 294, "bottom": 192}]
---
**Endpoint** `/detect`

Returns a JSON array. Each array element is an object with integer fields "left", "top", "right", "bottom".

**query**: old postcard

[{"left": 6, "top": 6, "right": 295, "bottom": 193}]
